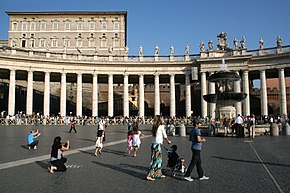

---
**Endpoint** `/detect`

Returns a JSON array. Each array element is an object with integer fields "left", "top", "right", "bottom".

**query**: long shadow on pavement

[
  {"left": 92, "top": 161, "right": 145, "bottom": 180},
  {"left": 211, "top": 156, "right": 290, "bottom": 167}
]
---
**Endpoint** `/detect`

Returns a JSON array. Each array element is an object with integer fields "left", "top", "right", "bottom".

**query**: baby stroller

[{"left": 163, "top": 145, "right": 187, "bottom": 177}]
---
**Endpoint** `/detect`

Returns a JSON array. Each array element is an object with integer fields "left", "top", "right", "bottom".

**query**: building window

[
  {"left": 77, "top": 22, "right": 83, "bottom": 30},
  {"left": 100, "top": 34, "right": 107, "bottom": 47},
  {"left": 88, "top": 38, "right": 95, "bottom": 47},
  {"left": 22, "top": 21, "right": 28, "bottom": 31},
  {"left": 52, "top": 21, "right": 59, "bottom": 30},
  {"left": 101, "top": 19, "right": 107, "bottom": 30},
  {"left": 64, "top": 21, "right": 71, "bottom": 30},
  {"left": 30, "top": 21, "right": 36, "bottom": 31},
  {"left": 39, "top": 39, "right": 45, "bottom": 47},
  {"left": 63, "top": 37, "right": 70, "bottom": 47},
  {"left": 21, "top": 39, "right": 26, "bottom": 47},
  {"left": 40, "top": 21, "right": 46, "bottom": 30},
  {"left": 89, "top": 21, "right": 95, "bottom": 30},
  {"left": 29, "top": 39, "right": 35, "bottom": 48},
  {"left": 51, "top": 37, "right": 58, "bottom": 47},
  {"left": 12, "top": 22, "right": 18, "bottom": 31},
  {"left": 113, "top": 21, "right": 120, "bottom": 30}
]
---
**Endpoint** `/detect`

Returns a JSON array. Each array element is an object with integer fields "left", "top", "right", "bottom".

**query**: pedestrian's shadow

[
  {"left": 92, "top": 161, "right": 145, "bottom": 180},
  {"left": 211, "top": 156, "right": 290, "bottom": 168},
  {"left": 78, "top": 138, "right": 95, "bottom": 142},
  {"left": 35, "top": 161, "right": 50, "bottom": 169},
  {"left": 21, "top": 145, "right": 29, "bottom": 149},
  {"left": 79, "top": 150, "right": 95, "bottom": 157},
  {"left": 102, "top": 148, "right": 125, "bottom": 156},
  {"left": 119, "top": 163, "right": 147, "bottom": 171}
]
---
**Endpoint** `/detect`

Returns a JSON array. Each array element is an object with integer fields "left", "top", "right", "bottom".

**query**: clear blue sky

[{"left": 1, "top": 0, "right": 290, "bottom": 56}]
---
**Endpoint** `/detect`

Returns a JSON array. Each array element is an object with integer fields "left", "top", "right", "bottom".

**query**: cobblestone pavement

[{"left": 0, "top": 125, "right": 289, "bottom": 193}]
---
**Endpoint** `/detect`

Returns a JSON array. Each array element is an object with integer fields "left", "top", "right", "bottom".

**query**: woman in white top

[{"left": 146, "top": 115, "right": 171, "bottom": 181}]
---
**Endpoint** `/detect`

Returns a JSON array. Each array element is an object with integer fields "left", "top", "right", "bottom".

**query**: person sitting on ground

[
  {"left": 48, "top": 136, "right": 70, "bottom": 173},
  {"left": 27, "top": 129, "right": 41, "bottom": 150}
]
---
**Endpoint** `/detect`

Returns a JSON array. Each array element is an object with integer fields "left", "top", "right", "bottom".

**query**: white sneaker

[
  {"left": 184, "top": 176, "right": 193, "bottom": 182},
  {"left": 33, "top": 146, "right": 38, "bottom": 150},
  {"left": 199, "top": 175, "right": 209, "bottom": 181}
]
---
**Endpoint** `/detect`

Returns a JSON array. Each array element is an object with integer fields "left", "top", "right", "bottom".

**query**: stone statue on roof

[
  {"left": 259, "top": 38, "right": 264, "bottom": 49},
  {"left": 199, "top": 41, "right": 205, "bottom": 52},
  {"left": 240, "top": 36, "right": 246, "bottom": 49},
  {"left": 276, "top": 36, "right": 282, "bottom": 47},
  {"left": 208, "top": 40, "right": 213, "bottom": 51},
  {"left": 217, "top": 32, "right": 229, "bottom": 50}
]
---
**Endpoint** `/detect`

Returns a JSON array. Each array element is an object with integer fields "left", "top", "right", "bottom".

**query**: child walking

[
  {"left": 132, "top": 125, "right": 145, "bottom": 157},
  {"left": 95, "top": 129, "right": 104, "bottom": 156},
  {"left": 126, "top": 130, "right": 133, "bottom": 155}
]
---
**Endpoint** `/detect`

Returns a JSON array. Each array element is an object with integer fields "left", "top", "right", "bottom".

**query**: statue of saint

[
  {"left": 199, "top": 41, "right": 205, "bottom": 52},
  {"left": 185, "top": 44, "right": 189, "bottom": 55},
  {"left": 276, "top": 36, "right": 282, "bottom": 47},
  {"left": 154, "top": 45, "right": 159, "bottom": 55},
  {"left": 240, "top": 36, "right": 246, "bottom": 49},
  {"left": 233, "top": 38, "right": 238, "bottom": 49},
  {"left": 259, "top": 38, "right": 264, "bottom": 49},
  {"left": 208, "top": 40, "right": 213, "bottom": 51},
  {"left": 170, "top": 45, "right": 174, "bottom": 55},
  {"left": 138, "top": 45, "right": 143, "bottom": 56}
]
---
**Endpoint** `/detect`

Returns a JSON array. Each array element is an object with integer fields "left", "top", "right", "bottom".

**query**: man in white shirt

[{"left": 235, "top": 114, "right": 244, "bottom": 138}]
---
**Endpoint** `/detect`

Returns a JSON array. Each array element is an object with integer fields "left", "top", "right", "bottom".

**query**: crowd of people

[{"left": 19, "top": 111, "right": 289, "bottom": 182}]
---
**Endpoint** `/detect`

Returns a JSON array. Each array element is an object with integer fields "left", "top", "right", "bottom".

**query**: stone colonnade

[
  {"left": 4, "top": 68, "right": 289, "bottom": 118},
  {"left": 6, "top": 69, "right": 192, "bottom": 118},
  {"left": 200, "top": 69, "right": 288, "bottom": 118}
]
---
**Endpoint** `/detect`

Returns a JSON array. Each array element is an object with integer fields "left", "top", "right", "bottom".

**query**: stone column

[
  {"left": 76, "top": 73, "right": 82, "bottom": 116},
  {"left": 8, "top": 69, "right": 16, "bottom": 116},
  {"left": 278, "top": 68, "right": 287, "bottom": 116},
  {"left": 154, "top": 74, "right": 160, "bottom": 116},
  {"left": 234, "top": 71, "right": 242, "bottom": 115},
  {"left": 185, "top": 73, "right": 191, "bottom": 117},
  {"left": 26, "top": 70, "right": 33, "bottom": 115},
  {"left": 60, "top": 72, "right": 66, "bottom": 117},
  {"left": 43, "top": 72, "right": 50, "bottom": 116},
  {"left": 242, "top": 70, "right": 250, "bottom": 116},
  {"left": 108, "top": 74, "right": 114, "bottom": 117},
  {"left": 139, "top": 74, "right": 145, "bottom": 119},
  {"left": 92, "top": 73, "right": 98, "bottom": 117},
  {"left": 170, "top": 74, "right": 176, "bottom": 118},
  {"left": 260, "top": 70, "right": 268, "bottom": 116},
  {"left": 123, "top": 74, "right": 129, "bottom": 118},
  {"left": 208, "top": 72, "right": 216, "bottom": 119},
  {"left": 201, "top": 72, "right": 207, "bottom": 118}
]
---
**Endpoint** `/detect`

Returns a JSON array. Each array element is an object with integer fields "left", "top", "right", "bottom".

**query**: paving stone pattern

[{"left": 0, "top": 125, "right": 289, "bottom": 193}]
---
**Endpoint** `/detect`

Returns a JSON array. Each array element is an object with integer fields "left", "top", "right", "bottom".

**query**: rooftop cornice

[{"left": 6, "top": 11, "right": 127, "bottom": 16}]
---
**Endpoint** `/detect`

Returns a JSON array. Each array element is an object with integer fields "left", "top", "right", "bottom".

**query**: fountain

[{"left": 203, "top": 59, "right": 247, "bottom": 119}]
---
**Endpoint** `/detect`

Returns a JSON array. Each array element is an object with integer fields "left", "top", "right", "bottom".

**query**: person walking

[
  {"left": 184, "top": 120, "right": 209, "bottom": 182},
  {"left": 48, "top": 136, "right": 70, "bottom": 173},
  {"left": 27, "top": 129, "right": 41, "bottom": 150},
  {"left": 132, "top": 125, "right": 145, "bottom": 157},
  {"left": 146, "top": 115, "right": 171, "bottom": 181},
  {"left": 68, "top": 118, "right": 77, "bottom": 133}
]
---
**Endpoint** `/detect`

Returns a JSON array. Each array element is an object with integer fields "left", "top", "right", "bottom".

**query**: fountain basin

[{"left": 203, "top": 92, "right": 247, "bottom": 103}]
